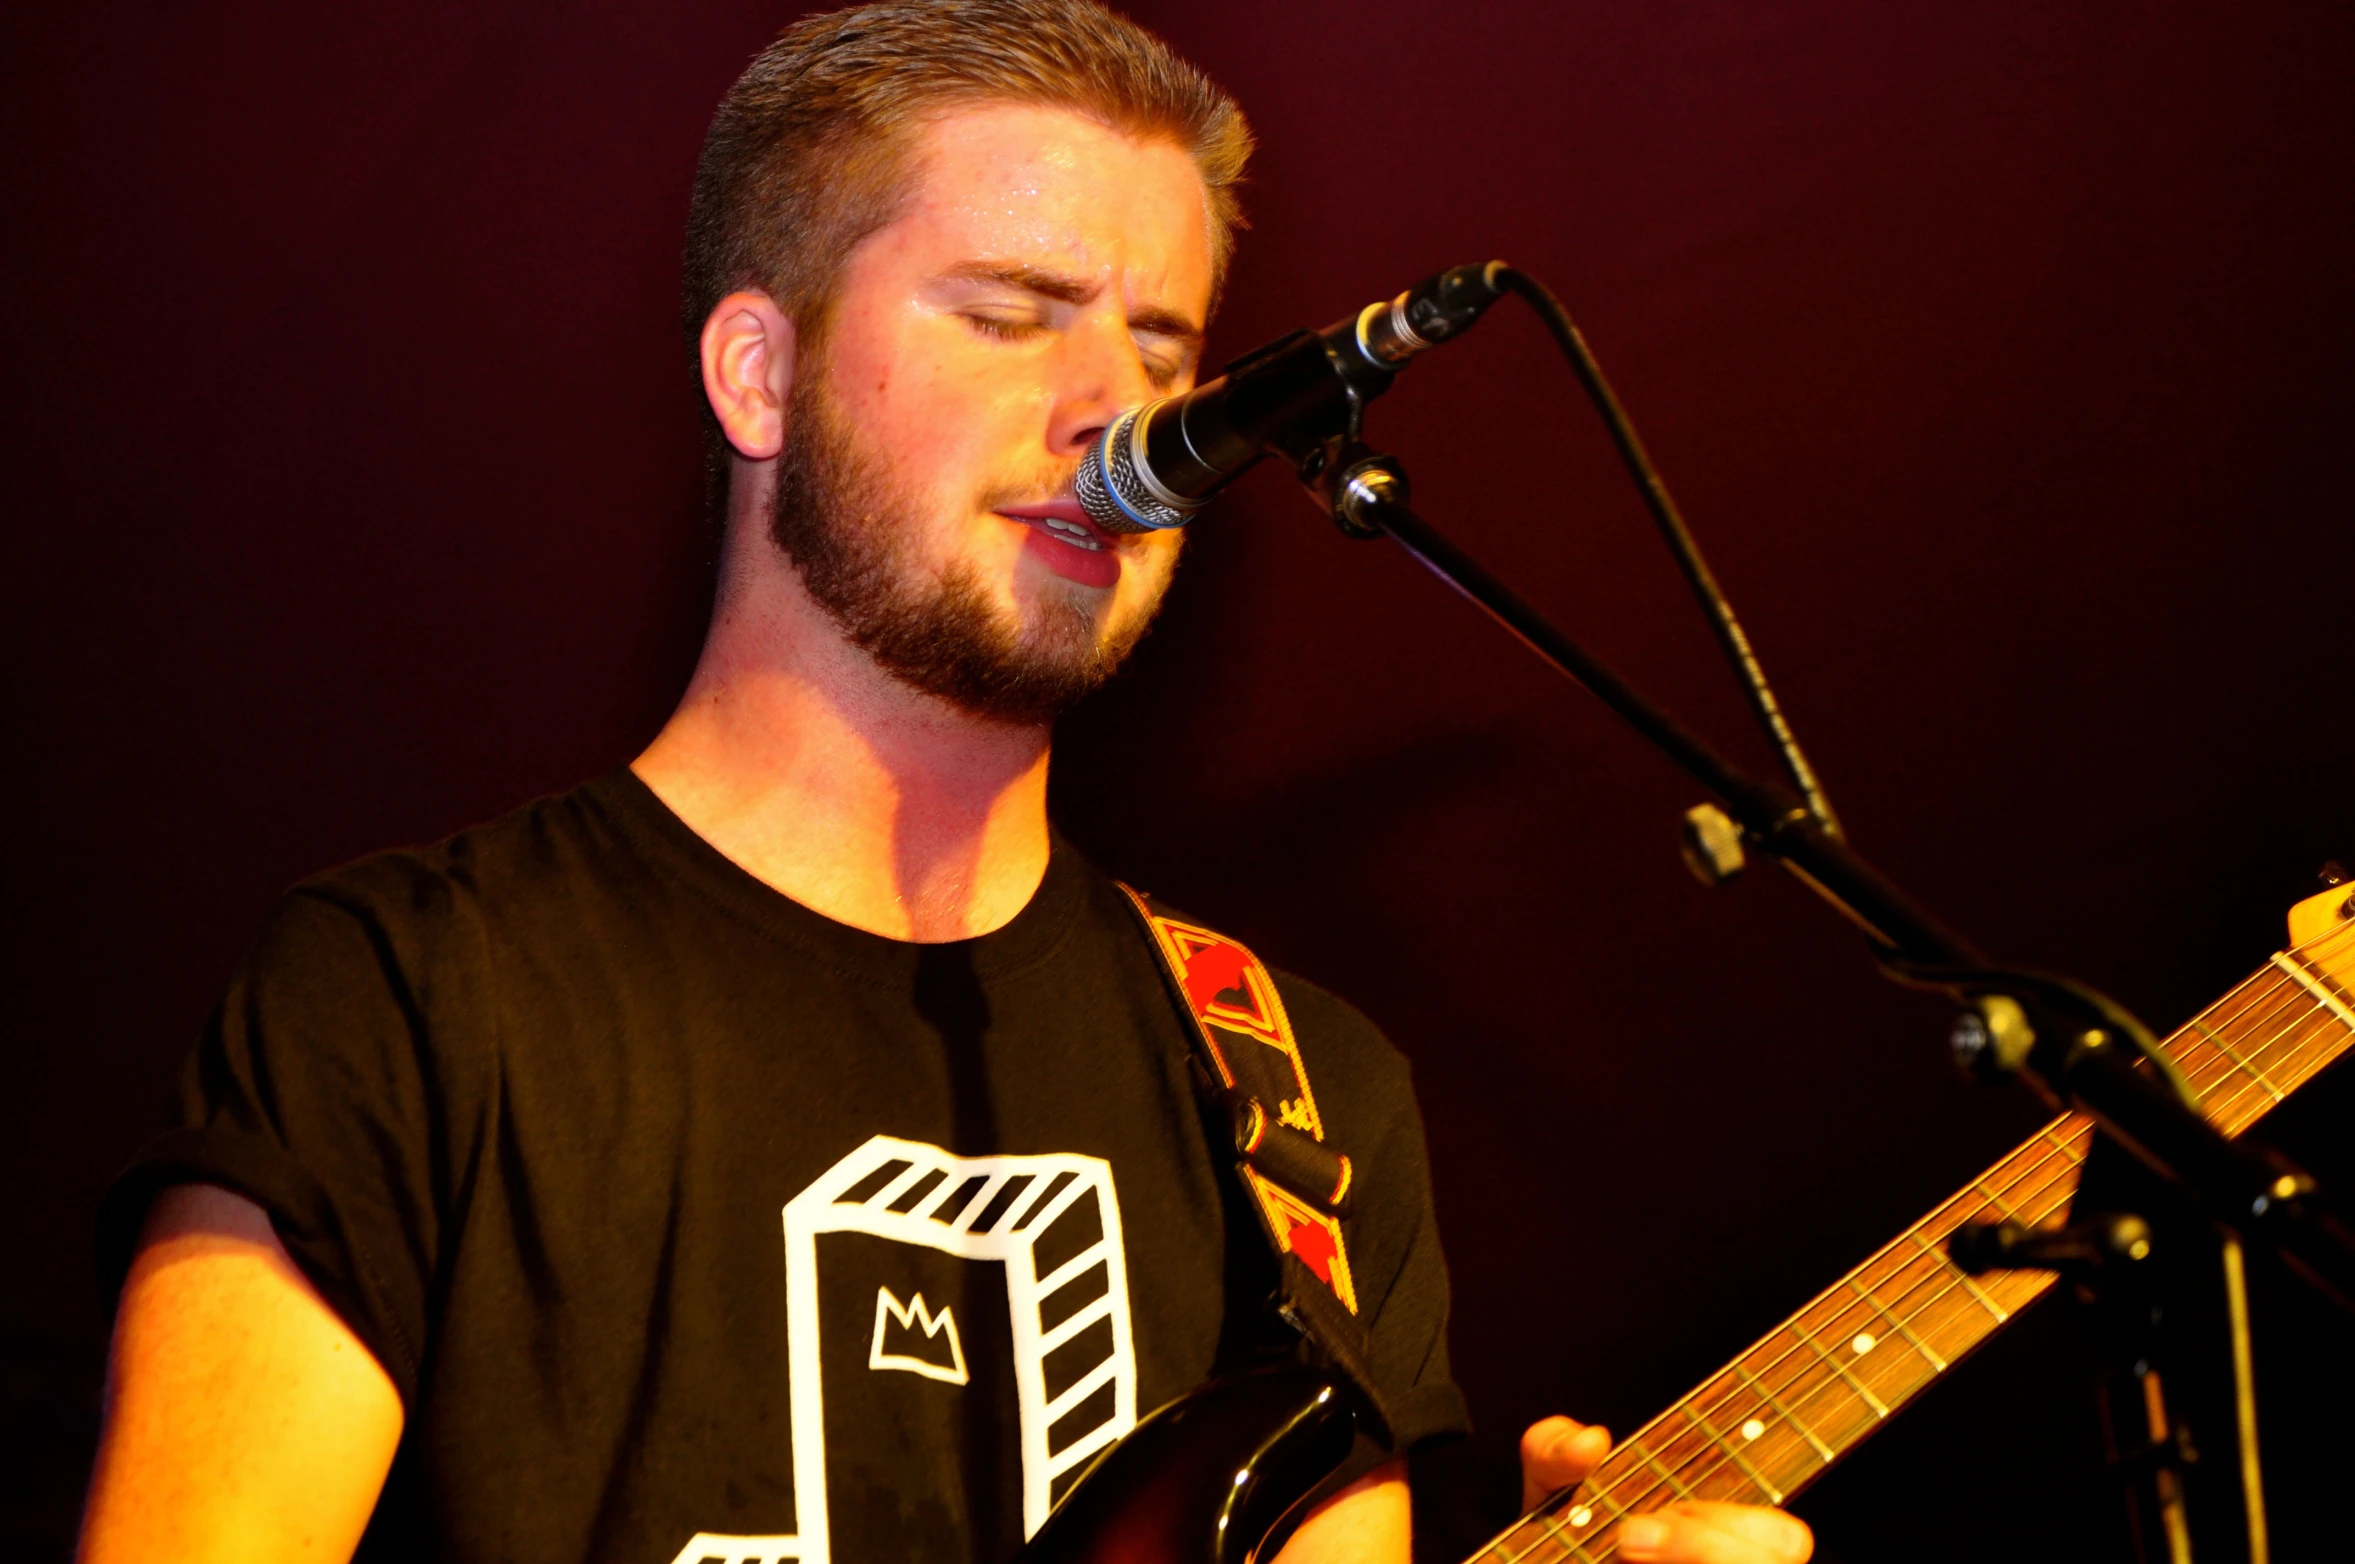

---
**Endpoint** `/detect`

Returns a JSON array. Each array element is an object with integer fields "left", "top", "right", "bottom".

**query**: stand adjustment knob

[
  {"left": 1680, "top": 803, "right": 1746, "bottom": 885},
  {"left": 1950, "top": 994, "right": 2036, "bottom": 1079}
]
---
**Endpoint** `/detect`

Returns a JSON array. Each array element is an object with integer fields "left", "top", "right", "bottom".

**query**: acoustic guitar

[{"left": 1020, "top": 883, "right": 2355, "bottom": 1562}]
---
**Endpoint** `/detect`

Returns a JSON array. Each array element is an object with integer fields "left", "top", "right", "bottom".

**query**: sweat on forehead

[{"left": 895, "top": 107, "right": 1214, "bottom": 279}]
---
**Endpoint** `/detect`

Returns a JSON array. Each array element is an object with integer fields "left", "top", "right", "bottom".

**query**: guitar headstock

[{"left": 2287, "top": 879, "right": 2355, "bottom": 957}]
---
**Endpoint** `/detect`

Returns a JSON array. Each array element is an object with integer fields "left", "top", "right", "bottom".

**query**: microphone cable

[{"left": 1484, "top": 264, "right": 1844, "bottom": 841}]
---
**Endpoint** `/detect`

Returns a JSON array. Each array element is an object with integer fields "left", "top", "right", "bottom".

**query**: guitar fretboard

[{"left": 1475, "top": 915, "right": 2355, "bottom": 1564}]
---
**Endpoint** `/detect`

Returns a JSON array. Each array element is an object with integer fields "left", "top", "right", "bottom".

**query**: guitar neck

[{"left": 1473, "top": 916, "right": 2355, "bottom": 1563}]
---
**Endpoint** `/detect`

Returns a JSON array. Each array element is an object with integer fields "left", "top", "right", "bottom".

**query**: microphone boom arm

[{"left": 1304, "top": 438, "right": 2355, "bottom": 1315}]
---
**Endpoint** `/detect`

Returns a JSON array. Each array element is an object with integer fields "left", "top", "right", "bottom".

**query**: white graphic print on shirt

[
  {"left": 670, "top": 1136, "right": 1138, "bottom": 1564},
  {"left": 869, "top": 1286, "right": 969, "bottom": 1384}
]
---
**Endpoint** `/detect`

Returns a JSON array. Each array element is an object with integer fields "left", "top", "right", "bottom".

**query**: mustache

[{"left": 974, "top": 461, "right": 1083, "bottom": 513}]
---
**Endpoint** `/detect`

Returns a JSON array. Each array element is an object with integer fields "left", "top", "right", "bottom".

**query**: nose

[{"left": 1045, "top": 309, "right": 1167, "bottom": 461}]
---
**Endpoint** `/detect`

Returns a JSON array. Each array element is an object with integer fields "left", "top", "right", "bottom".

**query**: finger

[
  {"left": 1518, "top": 1415, "right": 1613, "bottom": 1510},
  {"left": 1615, "top": 1501, "right": 1813, "bottom": 1564}
]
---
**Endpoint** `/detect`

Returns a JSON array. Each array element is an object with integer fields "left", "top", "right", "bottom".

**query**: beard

[{"left": 768, "top": 367, "right": 1172, "bottom": 726}]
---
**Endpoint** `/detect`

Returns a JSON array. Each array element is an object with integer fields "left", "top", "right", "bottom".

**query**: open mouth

[
  {"left": 1033, "top": 514, "right": 1105, "bottom": 552},
  {"left": 997, "top": 498, "right": 1123, "bottom": 587},
  {"left": 996, "top": 499, "right": 1117, "bottom": 553}
]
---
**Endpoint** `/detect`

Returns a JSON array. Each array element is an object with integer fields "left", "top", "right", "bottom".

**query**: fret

[
  {"left": 2189, "top": 1018, "right": 2284, "bottom": 1103},
  {"left": 2268, "top": 951, "right": 2355, "bottom": 1040},
  {"left": 1790, "top": 1322, "right": 1889, "bottom": 1418},
  {"left": 1569, "top": 1488, "right": 1623, "bottom": 1536},
  {"left": 2026, "top": 1135, "right": 2090, "bottom": 1217},
  {"left": 1905, "top": 1228, "right": 2008, "bottom": 1322},
  {"left": 2272, "top": 950, "right": 2355, "bottom": 1020},
  {"left": 2218, "top": 972, "right": 2336, "bottom": 1087},
  {"left": 2186, "top": 1031, "right": 2287, "bottom": 1138},
  {"left": 1520, "top": 1486, "right": 1620, "bottom": 1564},
  {"left": 1801, "top": 1257, "right": 1941, "bottom": 1416},
  {"left": 1451, "top": 939, "right": 2355, "bottom": 1564},
  {"left": 1640, "top": 1400, "right": 1753, "bottom": 1505},
  {"left": 1635, "top": 1441, "right": 1696, "bottom": 1500},
  {"left": 2188, "top": 994, "right": 2337, "bottom": 1137},
  {"left": 2211, "top": 975, "right": 2318, "bottom": 1079},
  {"left": 2038, "top": 1122, "right": 2090, "bottom": 1161},
  {"left": 2193, "top": 967, "right": 2296, "bottom": 1050},
  {"left": 1458, "top": 938, "right": 2355, "bottom": 1564},
  {"left": 2268, "top": 1000, "right": 2355, "bottom": 1087},
  {"left": 1730, "top": 1360, "right": 1834, "bottom": 1463},
  {"left": 1680, "top": 1370, "right": 1820, "bottom": 1504},
  {"left": 1840, "top": 1275, "right": 1947, "bottom": 1373},
  {"left": 2180, "top": 975, "right": 2303, "bottom": 1103},
  {"left": 1677, "top": 1399, "right": 1784, "bottom": 1504},
  {"left": 1908, "top": 1262, "right": 2051, "bottom": 1368},
  {"left": 1873, "top": 1257, "right": 1996, "bottom": 1369},
  {"left": 1580, "top": 1400, "right": 1743, "bottom": 1528},
  {"left": 1942, "top": 1133, "right": 2080, "bottom": 1238},
  {"left": 1965, "top": 1176, "right": 2021, "bottom": 1221},
  {"left": 2268, "top": 1009, "right": 2355, "bottom": 1098}
]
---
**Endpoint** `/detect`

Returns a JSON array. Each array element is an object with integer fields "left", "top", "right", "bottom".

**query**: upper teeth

[{"left": 1042, "top": 517, "right": 1103, "bottom": 551}]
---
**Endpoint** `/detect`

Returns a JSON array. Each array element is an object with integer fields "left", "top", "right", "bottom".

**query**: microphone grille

[{"left": 1077, "top": 408, "right": 1192, "bottom": 534}]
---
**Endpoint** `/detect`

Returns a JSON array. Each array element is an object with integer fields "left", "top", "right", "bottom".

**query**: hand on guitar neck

[{"left": 1520, "top": 1416, "right": 1814, "bottom": 1564}]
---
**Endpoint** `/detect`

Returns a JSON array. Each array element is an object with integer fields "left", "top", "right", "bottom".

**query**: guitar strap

[{"left": 1116, "top": 884, "right": 1393, "bottom": 1443}]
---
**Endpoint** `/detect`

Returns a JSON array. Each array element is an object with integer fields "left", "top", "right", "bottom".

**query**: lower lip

[{"left": 1016, "top": 520, "right": 1121, "bottom": 589}]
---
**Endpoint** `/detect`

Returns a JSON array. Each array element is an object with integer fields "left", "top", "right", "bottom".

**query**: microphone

[{"left": 1076, "top": 261, "right": 1509, "bottom": 534}]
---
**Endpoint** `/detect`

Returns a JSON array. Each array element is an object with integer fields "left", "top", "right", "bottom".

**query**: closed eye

[
  {"left": 1138, "top": 344, "right": 1187, "bottom": 389},
  {"left": 963, "top": 313, "right": 1046, "bottom": 342}
]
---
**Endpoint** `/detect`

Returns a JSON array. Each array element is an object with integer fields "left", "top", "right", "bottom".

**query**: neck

[{"left": 634, "top": 506, "right": 1053, "bottom": 943}]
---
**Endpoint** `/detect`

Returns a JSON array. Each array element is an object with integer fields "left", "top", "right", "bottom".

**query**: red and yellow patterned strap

[{"left": 1118, "top": 885, "right": 1360, "bottom": 1315}]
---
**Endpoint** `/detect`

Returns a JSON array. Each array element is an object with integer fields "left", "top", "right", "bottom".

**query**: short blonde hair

[{"left": 682, "top": 0, "right": 1252, "bottom": 354}]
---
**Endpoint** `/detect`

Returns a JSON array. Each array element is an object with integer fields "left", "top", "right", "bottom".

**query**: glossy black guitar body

[{"left": 1016, "top": 1365, "right": 1353, "bottom": 1564}]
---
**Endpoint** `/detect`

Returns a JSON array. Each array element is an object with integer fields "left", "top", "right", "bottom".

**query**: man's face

[{"left": 771, "top": 102, "right": 1212, "bottom": 724}]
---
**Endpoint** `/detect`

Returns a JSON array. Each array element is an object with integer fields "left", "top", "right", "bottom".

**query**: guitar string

[
  {"left": 1478, "top": 944, "right": 2355, "bottom": 1563},
  {"left": 2179, "top": 978, "right": 2342, "bottom": 1135},
  {"left": 1563, "top": 968, "right": 2355, "bottom": 1529},
  {"left": 2147, "top": 959, "right": 2339, "bottom": 1132},
  {"left": 1531, "top": 1163, "right": 2091, "bottom": 1564},
  {"left": 1490, "top": 987, "right": 2323, "bottom": 1564},
  {"left": 1468, "top": 924, "right": 2355, "bottom": 1562},
  {"left": 1496, "top": 1077, "right": 2342, "bottom": 1555},
  {"left": 1528, "top": 928, "right": 2355, "bottom": 1560},
  {"left": 1535, "top": 969, "right": 2355, "bottom": 1558},
  {"left": 2159, "top": 952, "right": 2353, "bottom": 1137},
  {"left": 1485, "top": 1130, "right": 2093, "bottom": 1562},
  {"left": 1477, "top": 1142, "right": 2089, "bottom": 1561}
]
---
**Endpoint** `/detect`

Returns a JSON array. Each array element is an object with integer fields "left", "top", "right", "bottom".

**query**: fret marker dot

[
  {"left": 1851, "top": 1333, "right": 1877, "bottom": 1355},
  {"left": 1740, "top": 1418, "right": 1766, "bottom": 1441},
  {"left": 1568, "top": 1506, "right": 1593, "bottom": 1528}
]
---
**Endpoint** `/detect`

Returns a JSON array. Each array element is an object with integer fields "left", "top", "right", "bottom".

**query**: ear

[{"left": 699, "top": 290, "right": 798, "bottom": 460}]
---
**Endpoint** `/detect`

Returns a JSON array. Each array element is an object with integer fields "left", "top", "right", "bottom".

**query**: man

[{"left": 78, "top": 5, "right": 1814, "bottom": 1562}]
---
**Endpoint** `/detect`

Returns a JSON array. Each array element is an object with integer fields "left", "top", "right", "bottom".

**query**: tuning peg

[{"left": 2320, "top": 861, "right": 2349, "bottom": 889}]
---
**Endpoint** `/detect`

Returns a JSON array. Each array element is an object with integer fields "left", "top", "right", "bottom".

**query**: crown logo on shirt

[{"left": 868, "top": 1287, "right": 968, "bottom": 1385}]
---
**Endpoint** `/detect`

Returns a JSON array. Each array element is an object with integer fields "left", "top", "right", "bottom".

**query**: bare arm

[
  {"left": 1271, "top": 1458, "right": 1410, "bottom": 1562},
  {"left": 78, "top": 1183, "right": 404, "bottom": 1564}
]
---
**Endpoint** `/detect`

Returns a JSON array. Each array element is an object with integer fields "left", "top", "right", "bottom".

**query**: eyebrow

[{"left": 941, "top": 260, "right": 1204, "bottom": 344}]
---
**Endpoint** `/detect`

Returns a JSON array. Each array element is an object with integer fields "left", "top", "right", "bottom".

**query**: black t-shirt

[{"left": 102, "top": 770, "right": 1466, "bottom": 1563}]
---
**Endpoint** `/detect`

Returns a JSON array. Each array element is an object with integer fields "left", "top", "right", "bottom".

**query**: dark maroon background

[{"left": 5, "top": 2, "right": 2352, "bottom": 1560}]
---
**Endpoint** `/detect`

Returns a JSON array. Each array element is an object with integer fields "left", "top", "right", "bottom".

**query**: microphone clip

[{"left": 1297, "top": 438, "right": 1410, "bottom": 542}]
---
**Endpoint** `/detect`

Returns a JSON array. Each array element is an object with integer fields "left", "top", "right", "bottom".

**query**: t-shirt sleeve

[
  {"left": 97, "top": 881, "right": 458, "bottom": 1406},
  {"left": 1278, "top": 973, "right": 1472, "bottom": 1456}
]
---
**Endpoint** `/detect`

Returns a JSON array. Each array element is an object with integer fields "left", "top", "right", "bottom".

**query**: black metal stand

[
  {"left": 1294, "top": 436, "right": 2355, "bottom": 1317},
  {"left": 1953, "top": 1214, "right": 2199, "bottom": 1564}
]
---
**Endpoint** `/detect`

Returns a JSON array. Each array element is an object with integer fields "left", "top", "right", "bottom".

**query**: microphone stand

[{"left": 1287, "top": 431, "right": 2354, "bottom": 1558}]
